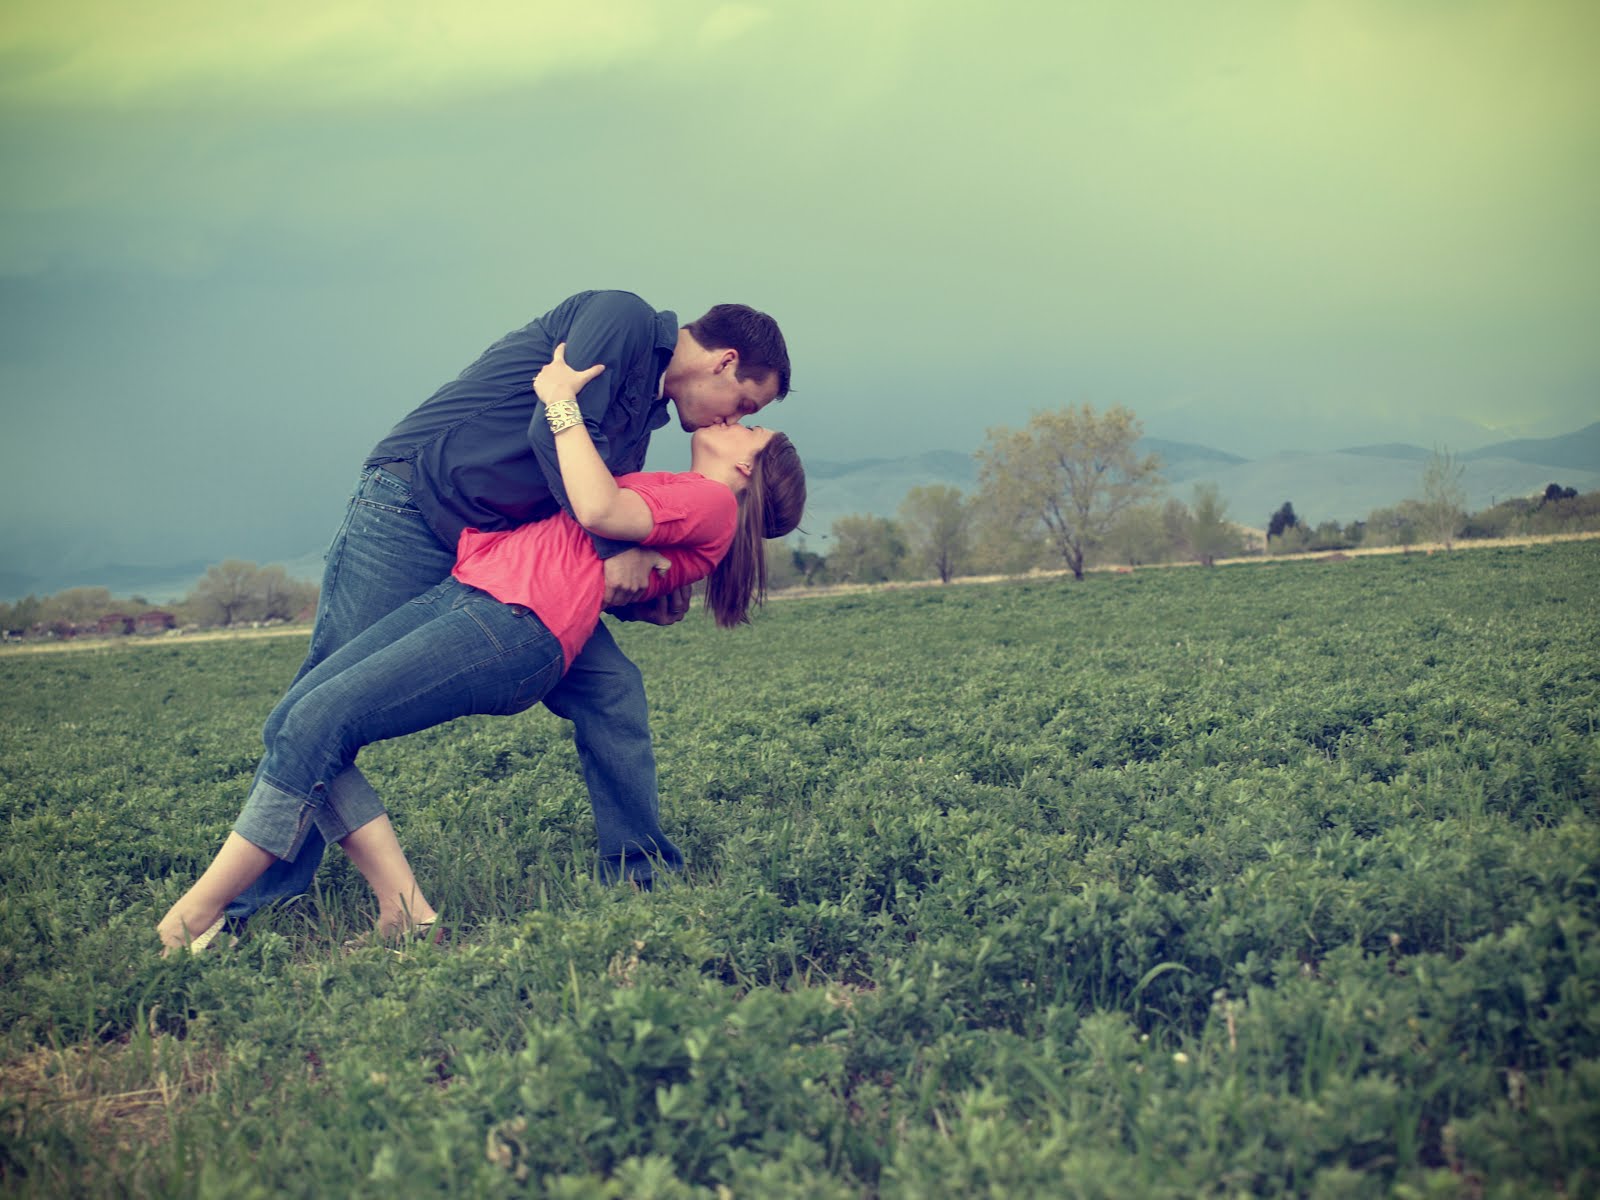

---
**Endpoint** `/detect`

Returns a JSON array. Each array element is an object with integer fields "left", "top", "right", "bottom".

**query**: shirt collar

[
  {"left": 653, "top": 309, "right": 679, "bottom": 353},
  {"left": 650, "top": 308, "right": 678, "bottom": 422}
]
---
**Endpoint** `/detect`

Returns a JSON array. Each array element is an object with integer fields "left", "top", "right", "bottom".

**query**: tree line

[
  {"left": 7, "top": 408, "right": 1596, "bottom": 636},
  {"left": 763, "top": 408, "right": 1600, "bottom": 589},
  {"left": 1, "top": 560, "right": 319, "bottom": 641}
]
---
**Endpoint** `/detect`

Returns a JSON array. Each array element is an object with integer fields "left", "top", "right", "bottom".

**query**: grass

[{"left": 1, "top": 540, "right": 1597, "bottom": 1196}]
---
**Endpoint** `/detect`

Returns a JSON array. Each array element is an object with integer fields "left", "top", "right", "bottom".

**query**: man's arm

[
  {"left": 525, "top": 295, "right": 686, "bottom": 620},
  {"left": 524, "top": 293, "right": 652, "bottom": 514}
]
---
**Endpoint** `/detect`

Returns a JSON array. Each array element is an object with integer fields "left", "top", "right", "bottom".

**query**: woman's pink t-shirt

[{"left": 451, "top": 472, "right": 737, "bottom": 668}]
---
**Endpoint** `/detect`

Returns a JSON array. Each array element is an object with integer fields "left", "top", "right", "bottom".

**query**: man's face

[{"left": 670, "top": 352, "right": 779, "bottom": 431}]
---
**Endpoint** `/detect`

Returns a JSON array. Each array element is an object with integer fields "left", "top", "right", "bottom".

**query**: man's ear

[{"left": 714, "top": 348, "right": 738, "bottom": 374}]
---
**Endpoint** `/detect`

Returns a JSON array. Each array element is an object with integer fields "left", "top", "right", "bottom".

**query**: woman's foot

[
  {"left": 373, "top": 907, "right": 440, "bottom": 941},
  {"left": 344, "top": 913, "right": 446, "bottom": 952},
  {"left": 157, "top": 834, "right": 276, "bottom": 956},
  {"left": 337, "top": 816, "right": 438, "bottom": 943},
  {"left": 157, "top": 903, "right": 225, "bottom": 955}
]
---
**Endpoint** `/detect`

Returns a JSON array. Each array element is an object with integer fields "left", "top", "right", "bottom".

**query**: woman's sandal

[
  {"left": 185, "top": 916, "right": 229, "bottom": 953},
  {"left": 159, "top": 915, "right": 232, "bottom": 957},
  {"left": 407, "top": 920, "right": 449, "bottom": 947}
]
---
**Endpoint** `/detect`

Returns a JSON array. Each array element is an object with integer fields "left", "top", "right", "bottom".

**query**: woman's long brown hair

[{"left": 703, "top": 432, "right": 806, "bottom": 627}]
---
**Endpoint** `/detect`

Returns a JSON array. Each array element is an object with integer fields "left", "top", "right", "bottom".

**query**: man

[{"left": 226, "top": 290, "right": 790, "bottom": 923}]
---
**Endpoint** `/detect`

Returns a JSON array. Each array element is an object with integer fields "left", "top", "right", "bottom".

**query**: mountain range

[
  {"left": 791, "top": 422, "right": 1599, "bottom": 550},
  {"left": 4, "top": 423, "right": 1595, "bottom": 603}
]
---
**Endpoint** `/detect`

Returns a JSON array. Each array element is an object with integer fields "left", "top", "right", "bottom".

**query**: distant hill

[
  {"left": 1338, "top": 444, "right": 1434, "bottom": 463},
  {"left": 1337, "top": 425, "right": 1600, "bottom": 472},
  {"left": 1190, "top": 452, "right": 1600, "bottom": 529},
  {"left": 1141, "top": 437, "right": 1248, "bottom": 469},
  {"left": 796, "top": 451, "right": 980, "bottom": 545},
  {"left": 0, "top": 559, "right": 217, "bottom": 605},
  {"left": 796, "top": 424, "right": 1600, "bottom": 546},
  {"left": 1463, "top": 422, "right": 1600, "bottom": 471},
  {"left": 802, "top": 449, "right": 975, "bottom": 482}
]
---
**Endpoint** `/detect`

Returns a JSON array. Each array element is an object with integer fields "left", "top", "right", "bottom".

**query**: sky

[{"left": 1, "top": 0, "right": 1596, "bottom": 578}]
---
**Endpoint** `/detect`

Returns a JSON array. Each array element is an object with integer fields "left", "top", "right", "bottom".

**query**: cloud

[
  {"left": 0, "top": 0, "right": 678, "bottom": 109},
  {"left": 697, "top": 4, "right": 771, "bottom": 50}
]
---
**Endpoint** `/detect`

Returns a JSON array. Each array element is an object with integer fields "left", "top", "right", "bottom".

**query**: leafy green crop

[{"left": 2, "top": 543, "right": 1596, "bottom": 1196}]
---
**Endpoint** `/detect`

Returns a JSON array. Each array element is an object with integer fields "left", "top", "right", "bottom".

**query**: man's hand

[
  {"left": 603, "top": 547, "right": 670, "bottom": 608},
  {"left": 609, "top": 585, "right": 693, "bottom": 626}
]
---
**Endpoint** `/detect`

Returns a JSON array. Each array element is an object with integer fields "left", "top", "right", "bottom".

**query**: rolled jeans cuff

[
  {"left": 234, "top": 771, "right": 386, "bottom": 862},
  {"left": 313, "top": 769, "right": 388, "bottom": 845}
]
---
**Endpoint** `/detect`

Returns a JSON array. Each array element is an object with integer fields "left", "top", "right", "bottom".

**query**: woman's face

[{"left": 690, "top": 422, "right": 776, "bottom": 470}]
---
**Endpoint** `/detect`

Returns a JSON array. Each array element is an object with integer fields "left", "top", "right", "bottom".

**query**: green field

[{"left": 2, "top": 544, "right": 1597, "bottom": 1197}]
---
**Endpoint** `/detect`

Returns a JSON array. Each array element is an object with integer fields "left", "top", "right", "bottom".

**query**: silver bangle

[{"left": 544, "top": 397, "right": 582, "bottom": 434}]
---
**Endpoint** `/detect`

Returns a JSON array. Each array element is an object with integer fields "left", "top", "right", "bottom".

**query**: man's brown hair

[{"left": 686, "top": 304, "right": 792, "bottom": 399}]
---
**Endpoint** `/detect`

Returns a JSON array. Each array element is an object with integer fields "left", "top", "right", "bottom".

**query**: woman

[{"left": 158, "top": 346, "right": 805, "bottom": 950}]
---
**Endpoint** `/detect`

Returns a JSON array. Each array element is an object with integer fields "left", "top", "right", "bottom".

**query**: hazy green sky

[{"left": 1, "top": 0, "right": 1595, "bottom": 570}]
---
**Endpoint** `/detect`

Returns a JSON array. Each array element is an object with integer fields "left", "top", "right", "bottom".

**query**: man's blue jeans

[{"left": 225, "top": 465, "right": 682, "bottom": 920}]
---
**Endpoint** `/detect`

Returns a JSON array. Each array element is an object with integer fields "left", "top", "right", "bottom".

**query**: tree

[
  {"left": 976, "top": 404, "right": 1162, "bottom": 581},
  {"left": 1525, "top": 487, "right": 1599, "bottom": 536},
  {"left": 965, "top": 496, "right": 1051, "bottom": 575},
  {"left": 763, "top": 539, "right": 828, "bottom": 590},
  {"left": 1418, "top": 447, "right": 1467, "bottom": 549},
  {"left": 1366, "top": 501, "right": 1424, "bottom": 550},
  {"left": 191, "top": 560, "right": 262, "bottom": 627},
  {"left": 256, "top": 564, "right": 316, "bottom": 621},
  {"left": 1160, "top": 498, "right": 1190, "bottom": 552},
  {"left": 1104, "top": 502, "right": 1172, "bottom": 567},
  {"left": 39, "top": 587, "right": 116, "bottom": 626},
  {"left": 1185, "top": 483, "right": 1244, "bottom": 567},
  {"left": 789, "top": 541, "right": 828, "bottom": 586},
  {"left": 763, "top": 539, "right": 802, "bottom": 590},
  {"left": 0, "top": 594, "right": 43, "bottom": 633},
  {"left": 828, "top": 515, "right": 905, "bottom": 584},
  {"left": 1266, "top": 502, "right": 1299, "bottom": 542},
  {"left": 898, "top": 484, "right": 972, "bottom": 583}
]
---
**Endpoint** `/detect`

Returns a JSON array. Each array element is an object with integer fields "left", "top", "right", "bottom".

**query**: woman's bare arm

[{"left": 534, "top": 343, "right": 656, "bottom": 541}]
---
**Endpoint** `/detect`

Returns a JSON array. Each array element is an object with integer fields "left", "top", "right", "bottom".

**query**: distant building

[
  {"left": 135, "top": 611, "right": 177, "bottom": 634},
  {"left": 96, "top": 613, "right": 135, "bottom": 636}
]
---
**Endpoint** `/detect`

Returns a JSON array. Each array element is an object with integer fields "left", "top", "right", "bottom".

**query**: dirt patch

[{"left": 0, "top": 1033, "right": 219, "bottom": 1175}]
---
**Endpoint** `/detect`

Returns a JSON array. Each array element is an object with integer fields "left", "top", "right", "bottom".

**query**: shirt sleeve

[
  {"left": 626, "top": 474, "right": 739, "bottom": 553},
  {"left": 622, "top": 474, "right": 739, "bottom": 597},
  {"left": 524, "top": 292, "right": 655, "bottom": 555}
]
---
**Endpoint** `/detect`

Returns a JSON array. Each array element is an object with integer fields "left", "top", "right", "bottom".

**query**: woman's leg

[
  {"left": 278, "top": 589, "right": 563, "bottom": 795},
  {"left": 158, "top": 585, "right": 464, "bottom": 950},
  {"left": 337, "top": 816, "right": 437, "bottom": 936},
  {"left": 232, "top": 586, "right": 564, "bottom": 928},
  {"left": 230, "top": 582, "right": 478, "bottom": 865},
  {"left": 158, "top": 833, "right": 275, "bottom": 952},
  {"left": 229, "top": 465, "right": 456, "bottom": 922}
]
